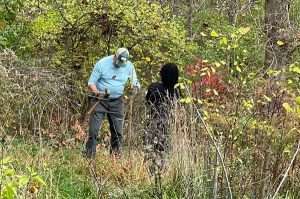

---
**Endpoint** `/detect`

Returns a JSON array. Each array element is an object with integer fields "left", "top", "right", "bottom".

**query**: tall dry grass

[{"left": 1, "top": 50, "right": 300, "bottom": 198}]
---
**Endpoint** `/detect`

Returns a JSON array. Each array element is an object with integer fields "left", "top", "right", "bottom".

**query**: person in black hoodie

[{"left": 144, "top": 63, "right": 180, "bottom": 172}]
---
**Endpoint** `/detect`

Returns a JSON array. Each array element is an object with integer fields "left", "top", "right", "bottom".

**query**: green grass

[
  {"left": 1, "top": 140, "right": 163, "bottom": 199},
  {"left": 2, "top": 139, "right": 299, "bottom": 199}
]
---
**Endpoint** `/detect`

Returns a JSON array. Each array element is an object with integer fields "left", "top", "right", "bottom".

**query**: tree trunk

[
  {"left": 227, "top": 0, "right": 238, "bottom": 25},
  {"left": 171, "top": 0, "right": 179, "bottom": 16},
  {"left": 188, "top": 0, "right": 193, "bottom": 38},
  {"left": 227, "top": 0, "right": 238, "bottom": 68},
  {"left": 264, "top": 0, "right": 291, "bottom": 69}
]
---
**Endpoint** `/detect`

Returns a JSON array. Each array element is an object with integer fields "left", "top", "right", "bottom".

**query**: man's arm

[
  {"left": 88, "top": 62, "right": 102, "bottom": 95},
  {"left": 130, "top": 65, "right": 140, "bottom": 89}
]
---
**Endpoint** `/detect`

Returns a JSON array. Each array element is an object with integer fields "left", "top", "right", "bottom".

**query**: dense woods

[{"left": 1, "top": 0, "right": 300, "bottom": 198}]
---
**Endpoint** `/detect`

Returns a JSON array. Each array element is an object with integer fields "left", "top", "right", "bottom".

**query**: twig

[
  {"left": 270, "top": 139, "right": 300, "bottom": 199},
  {"left": 0, "top": 137, "right": 4, "bottom": 198},
  {"left": 184, "top": 86, "right": 233, "bottom": 198},
  {"left": 185, "top": 84, "right": 233, "bottom": 199},
  {"left": 88, "top": 160, "right": 109, "bottom": 199},
  {"left": 194, "top": 106, "right": 233, "bottom": 199},
  {"left": 213, "top": 139, "right": 220, "bottom": 199},
  {"left": 87, "top": 101, "right": 100, "bottom": 115},
  {"left": 127, "top": 95, "right": 134, "bottom": 156},
  {"left": 54, "top": 0, "right": 73, "bottom": 27}
]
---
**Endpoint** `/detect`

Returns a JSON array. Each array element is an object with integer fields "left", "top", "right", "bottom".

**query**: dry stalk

[
  {"left": 270, "top": 139, "right": 300, "bottom": 199},
  {"left": 185, "top": 87, "right": 233, "bottom": 199},
  {"left": 88, "top": 159, "right": 109, "bottom": 199}
]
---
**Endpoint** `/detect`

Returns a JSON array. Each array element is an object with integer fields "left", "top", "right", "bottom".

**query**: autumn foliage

[{"left": 185, "top": 58, "right": 227, "bottom": 99}]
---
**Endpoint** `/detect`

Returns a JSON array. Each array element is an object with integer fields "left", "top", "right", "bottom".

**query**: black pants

[{"left": 85, "top": 97, "right": 124, "bottom": 158}]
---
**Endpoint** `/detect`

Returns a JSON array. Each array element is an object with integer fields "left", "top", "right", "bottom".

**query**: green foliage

[
  {"left": 31, "top": 11, "right": 62, "bottom": 38},
  {"left": 0, "top": 0, "right": 30, "bottom": 51},
  {"left": 201, "top": 25, "right": 258, "bottom": 77},
  {"left": 0, "top": 0, "right": 23, "bottom": 23},
  {"left": 192, "top": 6, "right": 265, "bottom": 79},
  {"left": 0, "top": 156, "right": 46, "bottom": 199},
  {"left": 17, "top": 0, "right": 196, "bottom": 85},
  {"left": 1, "top": 1, "right": 300, "bottom": 198},
  {"left": 287, "top": 62, "right": 300, "bottom": 89}
]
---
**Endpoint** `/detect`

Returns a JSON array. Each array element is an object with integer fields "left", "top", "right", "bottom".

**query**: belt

[
  {"left": 88, "top": 94, "right": 122, "bottom": 102},
  {"left": 107, "top": 96, "right": 122, "bottom": 102}
]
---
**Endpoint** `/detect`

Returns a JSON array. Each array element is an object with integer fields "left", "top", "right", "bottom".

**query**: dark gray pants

[{"left": 85, "top": 97, "right": 124, "bottom": 158}]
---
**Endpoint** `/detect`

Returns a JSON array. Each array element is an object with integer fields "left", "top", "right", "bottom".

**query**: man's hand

[{"left": 88, "top": 84, "right": 100, "bottom": 96}]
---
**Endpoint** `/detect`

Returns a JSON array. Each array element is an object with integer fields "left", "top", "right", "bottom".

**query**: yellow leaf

[
  {"left": 282, "top": 102, "right": 292, "bottom": 113},
  {"left": 238, "top": 27, "right": 251, "bottom": 35},
  {"left": 180, "top": 97, "right": 193, "bottom": 104},
  {"left": 207, "top": 70, "right": 211, "bottom": 77},
  {"left": 277, "top": 40, "right": 285, "bottom": 46},
  {"left": 213, "top": 89, "right": 219, "bottom": 96},
  {"left": 263, "top": 95, "right": 272, "bottom": 102},
  {"left": 214, "top": 62, "right": 221, "bottom": 68},
  {"left": 210, "top": 30, "right": 219, "bottom": 37},
  {"left": 201, "top": 67, "right": 208, "bottom": 71},
  {"left": 220, "top": 60, "right": 226, "bottom": 65},
  {"left": 211, "top": 67, "right": 216, "bottom": 73},
  {"left": 145, "top": 57, "right": 151, "bottom": 62},
  {"left": 185, "top": 97, "right": 193, "bottom": 104},
  {"left": 220, "top": 37, "right": 228, "bottom": 45},
  {"left": 295, "top": 96, "right": 300, "bottom": 105},
  {"left": 296, "top": 107, "right": 300, "bottom": 116},
  {"left": 5, "top": 169, "right": 15, "bottom": 176},
  {"left": 200, "top": 32, "right": 207, "bottom": 37},
  {"left": 197, "top": 99, "right": 203, "bottom": 104},
  {"left": 179, "top": 98, "right": 186, "bottom": 103},
  {"left": 179, "top": 83, "right": 185, "bottom": 89},
  {"left": 33, "top": 176, "right": 47, "bottom": 186},
  {"left": 1, "top": 157, "right": 13, "bottom": 164}
]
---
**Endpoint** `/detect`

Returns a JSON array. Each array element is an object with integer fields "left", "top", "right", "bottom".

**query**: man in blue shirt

[{"left": 85, "top": 47, "right": 140, "bottom": 158}]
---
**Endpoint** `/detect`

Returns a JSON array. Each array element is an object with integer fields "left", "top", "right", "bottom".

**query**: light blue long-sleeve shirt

[{"left": 88, "top": 55, "right": 140, "bottom": 98}]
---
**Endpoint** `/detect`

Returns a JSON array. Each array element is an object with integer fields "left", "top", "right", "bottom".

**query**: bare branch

[{"left": 271, "top": 140, "right": 300, "bottom": 199}]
